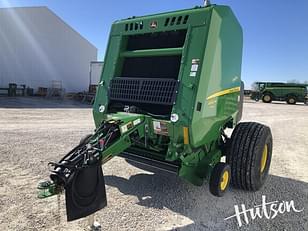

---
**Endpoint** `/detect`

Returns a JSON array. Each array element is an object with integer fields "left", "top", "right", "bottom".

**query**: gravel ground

[{"left": 0, "top": 97, "right": 307, "bottom": 231}]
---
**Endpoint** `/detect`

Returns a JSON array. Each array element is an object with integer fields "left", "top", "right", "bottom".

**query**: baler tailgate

[{"left": 109, "top": 78, "right": 179, "bottom": 105}]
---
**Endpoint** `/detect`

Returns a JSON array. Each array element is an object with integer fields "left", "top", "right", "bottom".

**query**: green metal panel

[
  {"left": 120, "top": 47, "right": 183, "bottom": 58},
  {"left": 190, "top": 6, "right": 243, "bottom": 147}
]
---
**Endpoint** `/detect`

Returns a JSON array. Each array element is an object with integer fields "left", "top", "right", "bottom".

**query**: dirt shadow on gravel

[
  {"left": 244, "top": 100, "right": 307, "bottom": 106},
  {"left": 270, "top": 102, "right": 307, "bottom": 106},
  {"left": 104, "top": 168, "right": 308, "bottom": 231}
]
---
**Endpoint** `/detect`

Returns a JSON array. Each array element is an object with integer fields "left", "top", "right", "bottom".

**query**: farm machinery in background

[
  {"left": 38, "top": 1, "right": 273, "bottom": 226},
  {"left": 251, "top": 82, "right": 308, "bottom": 104}
]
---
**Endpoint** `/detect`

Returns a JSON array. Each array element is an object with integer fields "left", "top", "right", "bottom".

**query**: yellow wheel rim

[
  {"left": 264, "top": 95, "right": 270, "bottom": 101},
  {"left": 260, "top": 144, "right": 268, "bottom": 173},
  {"left": 220, "top": 170, "right": 229, "bottom": 191}
]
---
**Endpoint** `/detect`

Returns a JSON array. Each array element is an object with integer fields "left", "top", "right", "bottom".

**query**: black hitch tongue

[{"left": 45, "top": 121, "right": 123, "bottom": 221}]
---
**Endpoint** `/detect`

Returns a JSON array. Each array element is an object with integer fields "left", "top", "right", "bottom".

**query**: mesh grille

[{"left": 109, "top": 78, "right": 179, "bottom": 105}]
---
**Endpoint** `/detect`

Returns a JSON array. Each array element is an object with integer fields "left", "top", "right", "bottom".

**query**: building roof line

[
  {"left": 44, "top": 7, "right": 97, "bottom": 51},
  {"left": 0, "top": 6, "right": 47, "bottom": 10}
]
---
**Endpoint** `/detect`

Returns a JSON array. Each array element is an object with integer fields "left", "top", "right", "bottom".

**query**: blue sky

[{"left": 0, "top": 0, "right": 307, "bottom": 88}]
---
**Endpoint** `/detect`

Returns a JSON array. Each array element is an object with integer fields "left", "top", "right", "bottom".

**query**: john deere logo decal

[{"left": 150, "top": 21, "right": 158, "bottom": 29}]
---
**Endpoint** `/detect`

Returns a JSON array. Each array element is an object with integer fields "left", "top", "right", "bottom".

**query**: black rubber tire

[
  {"left": 79, "top": 134, "right": 92, "bottom": 145},
  {"left": 286, "top": 95, "right": 297, "bottom": 104},
  {"left": 209, "top": 163, "right": 231, "bottom": 197},
  {"left": 262, "top": 93, "right": 272, "bottom": 103},
  {"left": 227, "top": 122, "right": 272, "bottom": 191}
]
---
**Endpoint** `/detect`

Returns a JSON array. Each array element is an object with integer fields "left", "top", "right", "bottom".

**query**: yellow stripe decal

[
  {"left": 206, "top": 86, "right": 241, "bottom": 100},
  {"left": 183, "top": 127, "right": 189, "bottom": 145}
]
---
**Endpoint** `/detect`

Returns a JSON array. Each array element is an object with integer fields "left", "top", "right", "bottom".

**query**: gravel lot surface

[{"left": 0, "top": 97, "right": 307, "bottom": 231}]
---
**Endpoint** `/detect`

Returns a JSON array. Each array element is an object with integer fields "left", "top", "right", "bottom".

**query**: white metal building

[{"left": 0, "top": 6, "right": 97, "bottom": 92}]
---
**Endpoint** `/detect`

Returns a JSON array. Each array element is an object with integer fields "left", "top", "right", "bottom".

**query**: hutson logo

[{"left": 224, "top": 195, "right": 304, "bottom": 227}]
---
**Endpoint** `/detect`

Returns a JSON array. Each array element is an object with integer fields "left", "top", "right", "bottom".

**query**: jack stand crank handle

[{"left": 87, "top": 214, "right": 101, "bottom": 231}]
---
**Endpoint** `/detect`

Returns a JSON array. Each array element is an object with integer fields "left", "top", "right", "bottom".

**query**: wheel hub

[
  {"left": 220, "top": 171, "right": 229, "bottom": 190},
  {"left": 264, "top": 95, "right": 270, "bottom": 102},
  {"left": 260, "top": 144, "right": 268, "bottom": 173}
]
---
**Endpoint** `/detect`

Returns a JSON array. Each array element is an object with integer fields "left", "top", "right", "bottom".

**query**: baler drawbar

[{"left": 40, "top": 113, "right": 146, "bottom": 221}]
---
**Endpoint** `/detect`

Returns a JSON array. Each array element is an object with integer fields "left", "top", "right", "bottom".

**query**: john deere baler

[{"left": 41, "top": 3, "right": 273, "bottom": 223}]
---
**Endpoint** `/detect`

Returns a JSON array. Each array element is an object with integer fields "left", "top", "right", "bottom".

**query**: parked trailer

[
  {"left": 89, "top": 61, "right": 104, "bottom": 86},
  {"left": 251, "top": 82, "right": 308, "bottom": 104}
]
